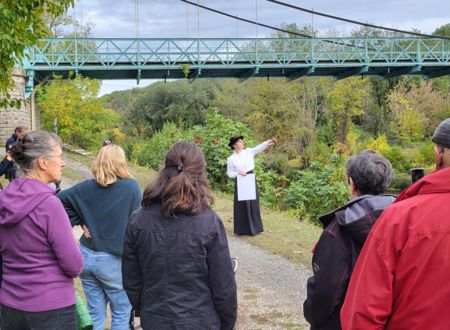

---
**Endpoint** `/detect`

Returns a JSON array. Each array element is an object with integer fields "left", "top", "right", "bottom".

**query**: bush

[
  {"left": 130, "top": 122, "right": 189, "bottom": 169},
  {"left": 255, "top": 166, "right": 288, "bottom": 207},
  {"left": 388, "top": 171, "right": 411, "bottom": 194},
  {"left": 367, "top": 135, "right": 411, "bottom": 171},
  {"left": 283, "top": 155, "right": 349, "bottom": 225},
  {"left": 189, "top": 108, "right": 253, "bottom": 190}
]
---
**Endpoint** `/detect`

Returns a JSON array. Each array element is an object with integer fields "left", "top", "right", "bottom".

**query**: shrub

[
  {"left": 189, "top": 108, "right": 253, "bottom": 190},
  {"left": 130, "top": 122, "right": 188, "bottom": 169},
  {"left": 366, "top": 135, "right": 411, "bottom": 171},
  {"left": 283, "top": 155, "right": 349, "bottom": 225},
  {"left": 388, "top": 171, "right": 411, "bottom": 194},
  {"left": 255, "top": 166, "right": 288, "bottom": 207}
]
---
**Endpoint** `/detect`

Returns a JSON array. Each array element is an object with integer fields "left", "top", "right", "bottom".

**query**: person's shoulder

[
  {"left": 72, "top": 179, "right": 96, "bottom": 190},
  {"left": 195, "top": 208, "right": 224, "bottom": 229},
  {"left": 128, "top": 205, "right": 145, "bottom": 221},
  {"left": 118, "top": 178, "right": 141, "bottom": 190},
  {"left": 121, "top": 177, "right": 139, "bottom": 185},
  {"left": 38, "top": 193, "right": 65, "bottom": 213}
]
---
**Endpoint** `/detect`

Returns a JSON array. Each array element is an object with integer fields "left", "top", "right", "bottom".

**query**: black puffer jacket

[{"left": 122, "top": 202, "right": 237, "bottom": 330}]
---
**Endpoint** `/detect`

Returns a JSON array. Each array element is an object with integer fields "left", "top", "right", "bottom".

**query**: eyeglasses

[{"left": 46, "top": 153, "right": 66, "bottom": 162}]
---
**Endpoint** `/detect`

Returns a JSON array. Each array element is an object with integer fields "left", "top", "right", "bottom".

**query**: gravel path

[{"left": 62, "top": 158, "right": 312, "bottom": 330}]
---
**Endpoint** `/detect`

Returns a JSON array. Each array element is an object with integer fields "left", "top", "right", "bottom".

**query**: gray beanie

[{"left": 432, "top": 118, "right": 450, "bottom": 148}]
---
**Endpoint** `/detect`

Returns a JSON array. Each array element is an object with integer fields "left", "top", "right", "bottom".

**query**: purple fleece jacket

[{"left": 0, "top": 178, "right": 83, "bottom": 312}]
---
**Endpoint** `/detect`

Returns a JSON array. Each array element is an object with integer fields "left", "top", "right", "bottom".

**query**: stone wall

[{"left": 0, "top": 68, "right": 33, "bottom": 143}]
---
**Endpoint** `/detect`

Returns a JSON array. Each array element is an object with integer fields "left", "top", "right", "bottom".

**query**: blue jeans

[
  {"left": 80, "top": 245, "right": 131, "bottom": 330},
  {"left": 0, "top": 304, "right": 76, "bottom": 330}
]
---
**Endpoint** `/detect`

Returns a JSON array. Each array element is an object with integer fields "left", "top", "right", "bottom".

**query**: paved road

[{"left": 62, "top": 158, "right": 311, "bottom": 330}]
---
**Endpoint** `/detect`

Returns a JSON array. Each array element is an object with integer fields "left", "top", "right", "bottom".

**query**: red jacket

[{"left": 341, "top": 167, "right": 450, "bottom": 329}]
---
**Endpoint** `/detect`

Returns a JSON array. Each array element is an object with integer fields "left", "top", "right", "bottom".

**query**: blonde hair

[{"left": 91, "top": 144, "right": 132, "bottom": 186}]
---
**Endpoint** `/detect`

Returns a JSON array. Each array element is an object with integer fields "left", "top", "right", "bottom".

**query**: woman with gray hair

[
  {"left": 304, "top": 150, "right": 395, "bottom": 330},
  {"left": 0, "top": 130, "right": 83, "bottom": 330}
]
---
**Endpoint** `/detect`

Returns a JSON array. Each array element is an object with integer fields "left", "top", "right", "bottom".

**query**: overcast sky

[{"left": 69, "top": 0, "right": 450, "bottom": 95}]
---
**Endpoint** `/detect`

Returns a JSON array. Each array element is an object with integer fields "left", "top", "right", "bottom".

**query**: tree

[
  {"left": 432, "top": 24, "right": 450, "bottom": 97},
  {"left": 0, "top": 0, "right": 73, "bottom": 107},
  {"left": 124, "top": 80, "right": 218, "bottom": 136},
  {"left": 387, "top": 87, "right": 426, "bottom": 142},
  {"left": 433, "top": 23, "right": 450, "bottom": 37},
  {"left": 37, "top": 76, "right": 119, "bottom": 149},
  {"left": 325, "top": 78, "right": 369, "bottom": 145}
]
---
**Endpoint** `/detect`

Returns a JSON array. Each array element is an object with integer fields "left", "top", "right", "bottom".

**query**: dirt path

[{"left": 62, "top": 159, "right": 311, "bottom": 330}]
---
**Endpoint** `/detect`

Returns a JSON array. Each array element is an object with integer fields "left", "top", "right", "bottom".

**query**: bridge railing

[{"left": 25, "top": 37, "right": 450, "bottom": 70}]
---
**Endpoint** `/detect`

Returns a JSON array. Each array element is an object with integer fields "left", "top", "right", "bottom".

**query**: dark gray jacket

[
  {"left": 304, "top": 194, "right": 396, "bottom": 330},
  {"left": 122, "top": 202, "right": 237, "bottom": 330}
]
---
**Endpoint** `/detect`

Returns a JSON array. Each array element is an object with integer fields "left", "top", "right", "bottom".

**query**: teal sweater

[{"left": 58, "top": 178, "right": 142, "bottom": 256}]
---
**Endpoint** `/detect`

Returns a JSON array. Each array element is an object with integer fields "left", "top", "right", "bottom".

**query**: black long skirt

[{"left": 233, "top": 174, "right": 264, "bottom": 236}]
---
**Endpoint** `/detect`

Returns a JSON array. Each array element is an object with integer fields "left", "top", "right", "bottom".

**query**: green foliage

[
  {"left": 124, "top": 80, "right": 219, "bottom": 136},
  {"left": 417, "top": 141, "right": 436, "bottom": 166},
  {"left": 100, "top": 87, "right": 146, "bottom": 114},
  {"left": 387, "top": 80, "right": 449, "bottom": 139},
  {"left": 0, "top": 0, "right": 73, "bottom": 107},
  {"left": 303, "top": 140, "right": 333, "bottom": 168},
  {"left": 366, "top": 135, "right": 410, "bottom": 171},
  {"left": 367, "top": 134, "right": 390, "bottom": 153},
  {"left": 255, "top": 167, "right": 288, "bottom": 207},
  {"left": 37, "top": 76, "right": 118, "bottom": 149},
  {"left": 243, "top": 78, "right": 332, "bottom": 160},
  {"left": 397, "top": 109, "right": 426, "bottom": 142},
  {"left": 431, "top": 77, "right": 450, "bottom": 96},
  {"left": 433, "top": 23, "right": 450, "bottom": 37},
  {"left": 325, "top": 78, "right": 369, "bottom": 144},
  {"left": 363, "top": 77, "right": 402, "bottom": 135},
  {"left": 179, "top": 64, "right": 191, "bottom": 78},
  {"left": 389, "top": 171, "right": 411, "bottom": 194},
  {"left": 283, "top": 156, "right": 349, "bottom": 225},
  {"left": 130, "top": 122, "right": 189, "bottom": 169},
  {"left": 189, "top": 108, "right": 253, "bottom": 190}
]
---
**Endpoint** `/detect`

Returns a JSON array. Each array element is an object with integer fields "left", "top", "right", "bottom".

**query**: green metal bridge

[{"left": 23, "top": 37, "right": 450, "bottom": 93}]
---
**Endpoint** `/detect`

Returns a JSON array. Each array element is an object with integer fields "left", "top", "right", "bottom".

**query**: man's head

[
  {"left": 14, "top": 126, "right": 27, "bottom": 138},
  {"left": 346, "top": 150, "right": 393, "bottom": 197},
  {"left": 432, "top": 118, "right": 450, "bottom": 169}
]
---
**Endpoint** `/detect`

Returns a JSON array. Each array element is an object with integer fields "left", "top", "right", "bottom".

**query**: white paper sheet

[{"left": 237, "top": 174, "right": 256, "bottom": 201}]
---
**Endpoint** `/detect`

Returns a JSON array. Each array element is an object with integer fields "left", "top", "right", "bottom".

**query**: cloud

[
  {"left": 77, "top": 0, "right": 449, "bottom": 38},
  {"left": 74, "top": 0, "right": 449, "bottom": 95}
]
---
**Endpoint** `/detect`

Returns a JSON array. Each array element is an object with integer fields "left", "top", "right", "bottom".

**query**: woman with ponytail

[
  {"left": 0, "top": 131, "right": 83, "bottom": 329},
  {"left": 122, "top": 141, "right": 237, "bottom": 330}
]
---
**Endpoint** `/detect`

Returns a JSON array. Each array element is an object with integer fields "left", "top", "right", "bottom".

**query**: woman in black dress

[{"left": 226, "top": 135, "right": 275, "bottom": 236}]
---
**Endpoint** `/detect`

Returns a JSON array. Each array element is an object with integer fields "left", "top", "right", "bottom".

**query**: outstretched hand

[{"left": 269, "top": 137, "right": 277, "bottom": 145}]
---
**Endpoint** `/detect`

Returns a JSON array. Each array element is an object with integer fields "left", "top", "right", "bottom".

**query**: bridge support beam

[
  {"left": 136, "top": 69, "right": 141, "bottom": 85},
  {"left": 286, "top": 67, "right": 315, "bottom": 82},
  {"left": 424, "top": 68, "right": 450, "bottom": 79},
  {"left": 334, "top": 65, "right": 369, "bottom": 81},
  {"left": 239, "top": 67, "right": 259, "bottom": 83},
  {"left": 383, "top": 65, "right": 421, "bottom": 79}
]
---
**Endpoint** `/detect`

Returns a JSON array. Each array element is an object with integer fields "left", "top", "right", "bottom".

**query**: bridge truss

[{"left": 23, "top": 37, "right": 450, "bottom": 94}]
